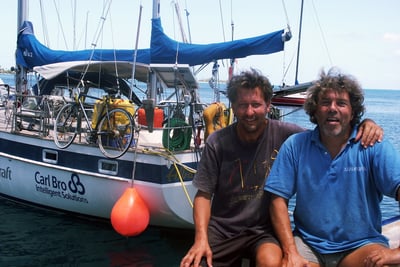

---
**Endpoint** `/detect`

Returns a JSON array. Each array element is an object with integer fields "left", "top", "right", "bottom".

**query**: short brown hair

[{"left": 227, "top": 68, "right": 273, "bottom": 104}]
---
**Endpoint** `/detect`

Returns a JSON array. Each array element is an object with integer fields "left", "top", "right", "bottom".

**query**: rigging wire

[
  {"left": 173, "top": 1, "right": 188, "bottom": 43},
  {"left": 72, "top": 0, "right": 77, "bottom": 50},
  {"left": 77, "top": 0, "right": 113, "bottom": 89},
  {"left": 294, "top": 0, "right": 305, "bottom": 85},
  {"left": 281, "top": 0, "right": 292, "bottom": 28},
  {"left": 228, "top": 0, "right": 235, "bottom": 80},
  {"left": 52, "top": 0, "right": 69, "bottom": 50},
  {"left": 38, "top": 0, "right": 50, "bottom": 47},
  {"left": 89, "top": 0, "right": 112, "bottom": 51},
  {"left": 106, "top": 3, "right": 122, "bottom": 94},
  {"left": 280, "top": 0, "right": 293, "bottom": 84},
  {"left": 130, "top": 3, "right": 144, "bottom": 100},
  {"left": 218, "top": 0, "right": 228, "bottom": 70},
  {"left": 230, "top": 0, "right": 234, "bottom": 41},
  {"left": 218, "top": 0, "right": 226, "bottom": 42},
  {"left": 84, "top": 11, "right": 89, "bottom": 49},
  {"left": 184, "top": 0, "right": 192, "bottom": 44},
  {"left": 310, "top": 0, "right": 333, "bottom": 66}
]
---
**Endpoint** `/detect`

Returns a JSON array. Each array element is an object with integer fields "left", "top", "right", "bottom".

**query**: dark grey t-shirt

[{"left": 193, "top": 119, "right": 304, "bottom": 236}]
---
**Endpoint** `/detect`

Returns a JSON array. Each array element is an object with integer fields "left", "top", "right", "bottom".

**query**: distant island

[{"left": 0, "top": 68, "right": 15, "bottom": 74}]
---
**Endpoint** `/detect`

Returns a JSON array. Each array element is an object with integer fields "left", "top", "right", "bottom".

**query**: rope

[
  {"left": 142, "top": 148, "right": 196, "bottom": 173},
  {"left": 162, "top": 118, "right": 191, "bottom": 151},
  {"left": 173, "top": 161, "right": 193, "bottom": 208},
  {"left": 279, "top": 106, "right": 303, "bottom": 119},
  {"left": 130, "top": 127, "right": 140, "bottom": 187},
  {"left": 281, "top": 0, "right": 291, "bottom": 28},
  {"left": 142, "top": 148, "right": 196, "bottom": 208}
]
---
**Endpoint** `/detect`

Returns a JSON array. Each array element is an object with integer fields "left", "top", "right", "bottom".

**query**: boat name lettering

[
  {"left": 34, "top": 171, "right": 85, "bottom": 194},
  {"left": 68, "top": 173, "right": 85, "bottom": 195},
  {"left": 0, "top": 167, "right": 11, "bottom": 180},
  {"left": 23, "top": 49, "right": 33, "bottom": 58},
  {"left": 34, "top": 171, "right": 88, "bottom": 203}
]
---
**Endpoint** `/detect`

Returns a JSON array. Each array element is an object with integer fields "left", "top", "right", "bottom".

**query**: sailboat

[
  {"left": 271, "top": 0, "right": 311, "bottom": 107},
  {"left": 0, "top": 0, "right": 291, "bottom": 231},
  {"left": 1, "top": 0, "right": 398, "bottom": 244}
]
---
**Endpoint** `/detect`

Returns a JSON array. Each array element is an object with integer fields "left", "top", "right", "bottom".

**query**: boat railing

[{"left": 8, "top": 94, "right": 67, "bottom": 137}]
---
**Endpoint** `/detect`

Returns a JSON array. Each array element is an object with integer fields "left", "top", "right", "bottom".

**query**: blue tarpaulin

[{"left": 16, "top": 18, "right": 288, "bottom": 70}]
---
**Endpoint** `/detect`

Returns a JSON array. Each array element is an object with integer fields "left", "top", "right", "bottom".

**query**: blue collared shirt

[{"left": 265, "top": 126, "right": 400, "bottom": 253}]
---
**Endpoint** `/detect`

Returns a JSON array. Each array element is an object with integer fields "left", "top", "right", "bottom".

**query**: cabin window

[
  {"left": 42, "top": 149, "right": 58, "bottom": 164},
  {"left": 98, "top": 159, "right": 118, "bottom": 175}
]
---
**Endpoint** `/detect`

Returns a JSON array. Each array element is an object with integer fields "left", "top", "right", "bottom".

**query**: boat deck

[
  {"left": 0, "top": 96, "right": 200, "bottom": 154},
  {"left": 0, "top": 99, "right": 80, "bottom": 143}
]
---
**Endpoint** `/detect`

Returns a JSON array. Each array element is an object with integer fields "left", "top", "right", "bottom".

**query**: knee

[
  {"left": 255, "top": 251, "right": 282, "bottom": 267},
  {"left": 255, "top": 244, "right": 282, "bottom": 267},
  {"left": 255, "top": 258, "right": 281, "bottom": 267}
]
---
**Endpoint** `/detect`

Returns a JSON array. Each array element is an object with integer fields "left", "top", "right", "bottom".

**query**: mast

[
  {"left": 143, "top": 0, "right": 162, "bottom": 133},
  {"left": 149, "top": 0, "right": 160, "bottom": 102},
  {"left": 153, "top": 0, "right": 160, "bottom": 19},
  {"left": 16, "top": 0, "right": 29, "bottom": 93},
  {"left": 294, "top": 0, "right": 304, "bottom": 85}
]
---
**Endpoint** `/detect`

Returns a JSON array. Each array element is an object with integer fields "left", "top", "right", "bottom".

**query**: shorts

[
  {"left": 294, "top": 235, "right": 355, "bottom": 267},
  {"left": 199, "top": 228, "right": 279, "bottom": 267}
]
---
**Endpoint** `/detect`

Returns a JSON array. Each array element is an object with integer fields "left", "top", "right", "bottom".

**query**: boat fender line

[
  {"left": 162, "top": 117, "right": 191, "bottom": 151},
  {"left": 141, "top": 148, "right": 195, "bottom": 208},
  {"left": 203, "top": 102, "right": 229, "bottom": 141},
  {"left": 173, "top": 161, "right": 194, "bottom": 208}
]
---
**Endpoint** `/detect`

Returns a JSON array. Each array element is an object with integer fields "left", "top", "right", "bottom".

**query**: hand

[
  {"left": 282, "top": 252, "right": 312, "bottom": 267},
  {"left": 364, "top": 248, "right": 400, "bottom": 267},
  {"left": 180, "top": 240, "right": 213, "bottom": 267},
  {"left": 356, "top": 119, "right": 383, "bottom": 148}
]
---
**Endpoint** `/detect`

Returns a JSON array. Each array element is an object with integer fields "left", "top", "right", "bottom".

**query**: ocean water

[{"left": 0, "top": 73, "right": 399, "bottom": 266}]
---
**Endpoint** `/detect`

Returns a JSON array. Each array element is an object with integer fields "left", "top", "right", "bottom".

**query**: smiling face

[
  {"left": 232, "top": 86, "right": 270, "bottom": 142},
  {"left": 314, "top": 89, "right": 353, "bottom": 140}
]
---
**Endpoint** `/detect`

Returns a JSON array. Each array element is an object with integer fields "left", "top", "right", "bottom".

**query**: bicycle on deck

[{"left": 53, "top": 85, "right": 135, "bottom": 159}]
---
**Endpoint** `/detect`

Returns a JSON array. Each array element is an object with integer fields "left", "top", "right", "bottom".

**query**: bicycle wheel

[
  {"left": 54, "top": 103, "right": 78, "bottom": 149},
  {"left": 97, "top": 108, "right": 134, "bottom": 158}
]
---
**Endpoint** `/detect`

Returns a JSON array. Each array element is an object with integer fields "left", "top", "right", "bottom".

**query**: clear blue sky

[{"left": 1, "top": 0, "right": 399, "bottom": 89}]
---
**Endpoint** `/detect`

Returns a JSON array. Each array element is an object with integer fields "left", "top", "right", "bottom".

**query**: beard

[{"left": 320, "top": 123, "right": 351, "bottom": 139}]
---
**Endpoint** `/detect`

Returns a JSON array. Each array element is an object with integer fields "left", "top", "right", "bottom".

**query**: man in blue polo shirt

[{"left": 264, "top": 68, "right": 400, "bottom": 267}]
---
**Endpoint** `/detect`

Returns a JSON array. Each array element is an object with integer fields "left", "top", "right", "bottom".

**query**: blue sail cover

[
  {"left": 16, "top": 21, "right": 150, "bottom": 69},
  {"left": 150, "top": 18, "right": 286, "bottom": 66},
  {"left": 16, "top": 18, "right": 287, "bottom": 70}
]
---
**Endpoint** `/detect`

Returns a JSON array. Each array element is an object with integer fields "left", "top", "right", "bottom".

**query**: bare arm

[
  {"left": 180, "top": 190, "right": 213, "bottom": 267},
  {"left": 364, "top": 247, "right": 400, "bottom": 267},
  {"left": 355, "top": 119, "right": 383, "bottom": 148},
  {"left": 270, "top": 194, "right": 311, "bottom": 267}
]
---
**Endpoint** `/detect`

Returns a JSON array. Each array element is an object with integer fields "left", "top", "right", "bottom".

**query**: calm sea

[{"left": 0, "top": 73, "right": 399, "bottom": 266}]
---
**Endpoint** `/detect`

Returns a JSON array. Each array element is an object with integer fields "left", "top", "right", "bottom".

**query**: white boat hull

[
  {"left": 0, "top": 130, "right": 196, "bottom": 229},
  {"left": 382, "top": 216, "right": 400, "bottom": 249}
]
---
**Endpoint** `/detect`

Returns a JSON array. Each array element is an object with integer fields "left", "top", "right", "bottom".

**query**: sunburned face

[
  {"left": 232, "top": 87, "right": 270, "bottom": 141},
  {"left": 315, "top": 89, "right": 354, "bottom": 140}
]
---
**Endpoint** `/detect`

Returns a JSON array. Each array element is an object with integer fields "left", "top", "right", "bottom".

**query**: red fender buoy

[{"left": 111, "top": 187, "right": 150, "bottom": 237}]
